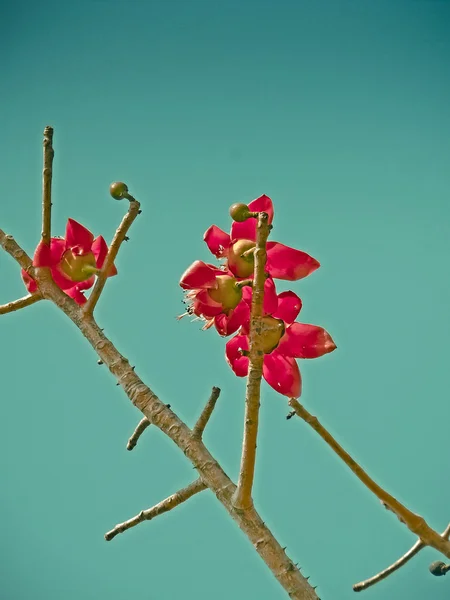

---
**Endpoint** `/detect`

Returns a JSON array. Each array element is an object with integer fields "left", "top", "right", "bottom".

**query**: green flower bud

[
  {"left": 227, "top": 239, "right": 256, "bottom": 278},
  {"left": 110, "top": 182, "right": 129, "bottom": 200},
  {"left": 229, "top": 203, "right": 252, "bottom": 222},
  {"left": 259, "top": 316, "right": 285, "bottom": 354},
  {"left": 207, "top": 275, "right": 243, "bottom": 312}
]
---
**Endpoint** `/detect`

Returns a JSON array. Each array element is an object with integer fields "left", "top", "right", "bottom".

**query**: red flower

[
  {"left": 21, "top": 218, "right": 117, "bottom": 305},
  {"left": 179, "top": 260, "right": 279, "bottom": 336},
  {"left": 225, "top": 290, "right": 336, "bottom": 397},
  {"left": 204, "top": 195, "right": 320, "bottom": 281}
]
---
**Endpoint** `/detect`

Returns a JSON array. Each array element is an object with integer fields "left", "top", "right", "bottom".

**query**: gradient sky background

[{"left": 1, "top": 1, "right": 450, "bottom": 599}]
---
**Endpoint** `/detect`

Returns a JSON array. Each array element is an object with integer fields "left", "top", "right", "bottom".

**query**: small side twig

[
  {"left": 105, "top": 478, "right": 207, "bottom": 541},
  {"left": 83, "top": 194, "right": 141, "bottom": 316},
  {"left": 127, "top": 417, "right": 151, "bottom": 450},
  {"left": 233, "top": 212, "right": 270, "bottom": 510},
  {"left": 41, "top": 126, "right": 54, "bottom": 245},
  {"left": 192, "top": 386, "right": 221, "bottom": 439},
  {"left": 353, "top": 523, "right": 450, "bottom": 592},
  {"left": 0, "top": 293, "right": 43, "bottom": 315},
  {"left": 127, "top": 403, "right": 171, "bottom": 450},
  {"left": 288, "top": 398, "right": 450, "bottom": 559}
]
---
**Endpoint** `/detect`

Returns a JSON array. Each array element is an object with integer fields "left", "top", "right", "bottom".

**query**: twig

[
  {"left": 192, "top": 387, "right": 221, "bottom": 438},
  {"left": 105, "top": 478, "right": 207, "bottom": 541},
  {"left": 353, "top": 523, "right": 450, "bottom": 592},
  {"left": 233, "top": 212, "right": 271, "bottom": 510},
  {"left": 127, "top": 403, "right": 171, "bottom": 450},
  {"left": 0, "top": 293, "right": 43, "bottom": 315},
  {"left": 83, "top": 195, "right": 141, "bottom": 316},
  {"left": 41, "top": 126, "right": 54, "bottom": 245},
  {"left": 288, "top": 398, "right": 450, "bottom": 559},
  {"left": 127, "top": 417, "right": 151, "bottom": 450}
]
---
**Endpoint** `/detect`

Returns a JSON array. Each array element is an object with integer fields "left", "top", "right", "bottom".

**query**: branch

[
  {"left": 353, "top": 523, "right": 450, "bottom": 592},
  {"left": 0, "top": 293, "right": 43, "bottom": 315},
  {"left": 288, "top": 398, "right": 450, "bottom": 560},
  {"left": 127, "top": 403, "right": 171, "bottom": 450},
  {"left": 233, "top": 212, "right": 270, "bottom": 510},
  {"left": 41, "top": 126, "right": 54, "bottom": 245},
  {"left": 126, "top": 417, "right": 150, "bottom": 451},
  {"left": 192, "top": 386, "right": 221, "bottom": 439},
  {"left": 105, "top": 478, "right": 207, "bottom": 541},
  {"left": 1, "top": 209, "right": 318, "bottom": 598},
  {"left": 83, "top": 194, "right": 141, "bottom": 316}
]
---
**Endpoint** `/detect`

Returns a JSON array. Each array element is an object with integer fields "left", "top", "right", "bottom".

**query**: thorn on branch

[{"left": 97, "top": 359, "right": 103, "bottom": 365}]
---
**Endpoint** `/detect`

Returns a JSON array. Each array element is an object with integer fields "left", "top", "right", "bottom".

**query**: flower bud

[
  {"left": 259, "top": 316, "right": 285, "bottom": 354},
  {"left": 110, "top": 182, "right": 129, "bottom": 200},
  {"left": 227, "top": 239, "right": 256, "bottom": 278},
  {"left": 429, "top": 561, "right": 449, "bottom": 576},
  {"left": 207, "top": 275, "right": 243, "bottom": 312},
  {"left": 229, "top": 203, "right": 252, "bottom": 222}
]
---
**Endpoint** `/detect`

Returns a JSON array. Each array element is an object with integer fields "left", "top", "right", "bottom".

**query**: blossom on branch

[
  {"left": 226, "top": 290, "right": 336, "bottom": 397},
  {"left": 204, "top": 195, "right": 320, "bottom": 281},
  {"left": 21, "top": 218, "right": 117, "bottom": 305}
]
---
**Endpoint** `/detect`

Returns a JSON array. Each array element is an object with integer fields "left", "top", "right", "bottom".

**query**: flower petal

[
  {"left": 266, "top": 242, "right": 320, "bottom": 281},
  {"left": 214, "top": 299, "right": 250, "bottom": 337},
  {"left": 179, "top": 261, "right": 222, "bottom": 290},
  {"left": 204, "top": 225, "right": 230, "bottom": 258},
  {"left": 191, "top": 289, "right": 223, "bottom": 318},
  {"left": 21, "top": 270, "right": 38, "bottom": 293},
  {"left": 272, "top": 291, "right": 302, "bottom": 324},
  {"left": 33, "top": 238, "right": 65, "bottom": 267},
  {"left": 66, "top": 286, "right": 88, "bottom": 305},
  {"left": 65, "top": 219, "right": 94, "bottom": 254},
  {"left": 230, "top": 195, "right": 274, "bottom": 242},
  {"left": 263, "top": 351, "right": 302, "bottom": 397},
  {"left": 277, "top": 323, "right": 337, "bottom": 359},
  {"left": 92, "top": 236, "right": 118, "bottom": 276},
  {"left": 225, "top": 334, "right": 249, "bottom": 377}
]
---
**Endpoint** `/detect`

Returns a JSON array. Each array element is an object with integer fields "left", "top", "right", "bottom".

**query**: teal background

[{"left": 1, "top": 1, "right": 449, "bottom": 598}]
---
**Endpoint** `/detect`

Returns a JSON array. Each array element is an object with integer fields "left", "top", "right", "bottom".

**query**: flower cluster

[
  {"left": 179, "top": 195, "right": 335, "bottom": 398},
  {"left": 22, "top": 218, "right": 117, "bottom": 305}
]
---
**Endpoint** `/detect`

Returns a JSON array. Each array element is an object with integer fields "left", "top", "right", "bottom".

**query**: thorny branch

[
  {"left": 0, "top": 128, "right": 319, "bottom": 600},
  {"left": 105, "top": 478, "right": 207, "bottom": 541},
  {"left": 0, "top": 293, "right": 42, "bottom": 315},
  {"left": 353, "top": 523, "right": 450, "bottom": 592},
  {"left": 288, "top": 398, "right": 450, "bottom": 560},
  {"left": 233, "top": 212, "right": 271, "bottom": 510}
]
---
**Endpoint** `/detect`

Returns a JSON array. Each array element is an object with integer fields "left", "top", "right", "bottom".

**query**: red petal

[
  {"left": 66, "top": 286, "right": 88, "bottom": 305},
  {"left": 263, "top": 277, "right": 278, "bottom": 314},
  {"left": 230, "top": 195, "right": 274, "bottom": 242},
  {"left": 192, "top": 289, "right": 223, "bottom": 317},
  {"left": 65, "top": 219, "right": 94, "bottom": 254},
  {"left": 204, "top": 225, "right": 230, "bottom": 258},
  {"left": 214, "top": 300, "right": 250, "bottom": 336},
  {"left": 33, "top": 238, "right": 65, "bottom": 267},
  {"left": 92, "top": 236, "right": 117, "bottom": 276},
  {"left": 272, "top": 291, "right": 302, "bottom": 324},
  {"left": 180, "top": 261, "right": 221, "bottom": 290},
  {"left": 263, "top": 352, "right": 302, "bottom": 397},
  {"left": 277, "top": 323, "right": 337, "bottom": 359},
  {"left": 266, "top": 242, "right": 320, "bottom": 281},
  {"left": 21, "top": 270, "right": 37, "bottom": 293},
  {"left": 225, "top": 334, "right": 249, "bottom": 377}
]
